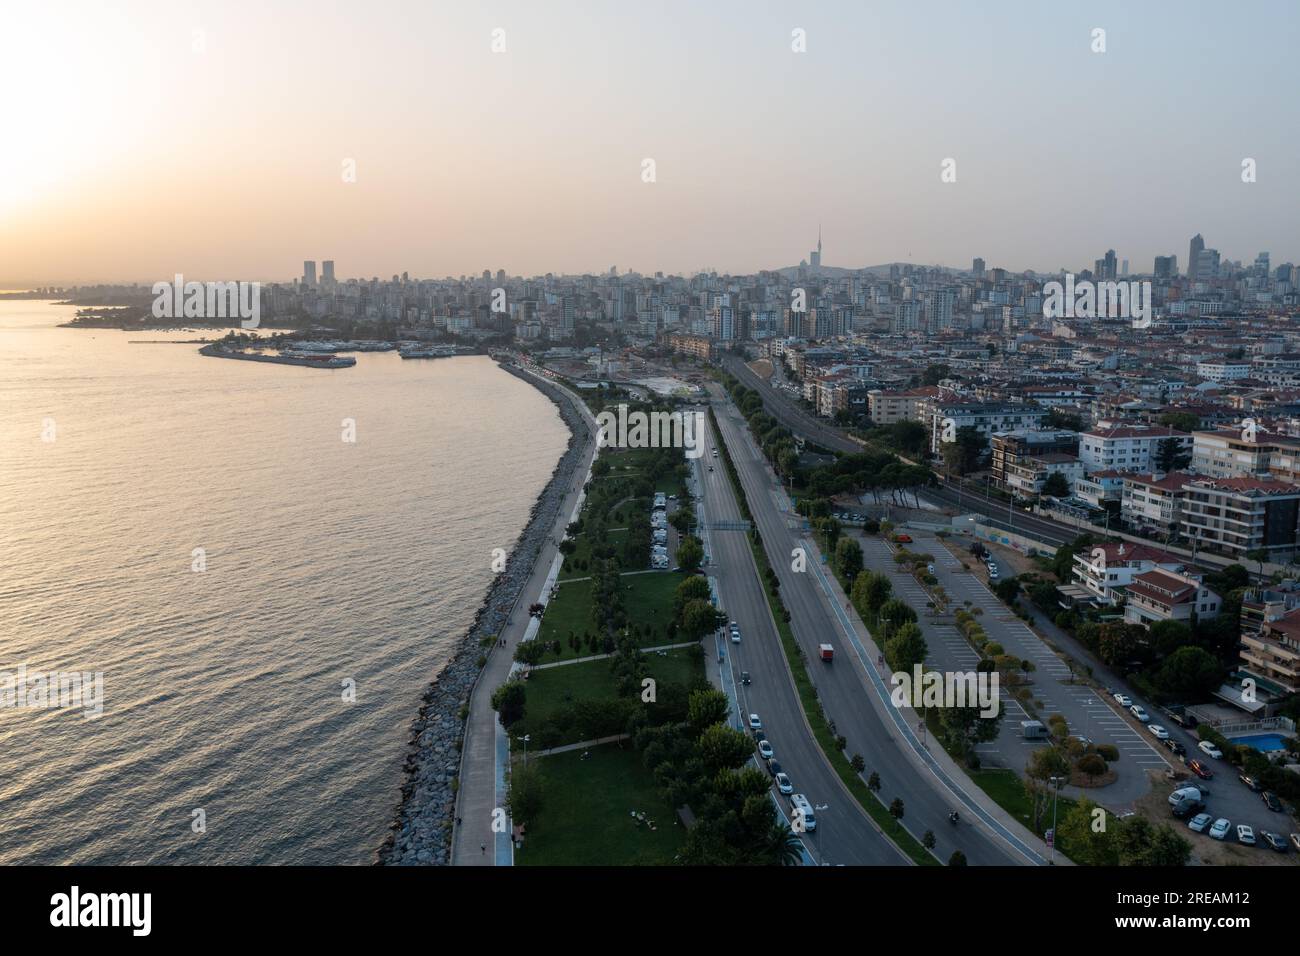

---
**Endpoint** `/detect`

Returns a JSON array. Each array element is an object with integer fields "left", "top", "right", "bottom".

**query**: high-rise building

[
  {"left": 1093, "top": 249, "right": 1117, "bottom": 280},
  {"left": 1154, "top": 255, "right": 1178, "bottom": 278},
  {"left": 810, "top": 226, "right": 822, "bottom": 270},
  {"left": 322, "top": 260, "right": 335, "bottom": 283},
  {"left": 303, "top": 261, "right": 317, "bottom": 286},
  {"left": 972, "top": 257, "right": 985, "bottom": 277},
  {"left": 1187, "top": 234, "right": 1204, "bottom": 279}
]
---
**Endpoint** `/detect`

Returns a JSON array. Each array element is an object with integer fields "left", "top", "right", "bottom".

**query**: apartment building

[
  {"left": 1180, "top": 476, "right": 1300, "bottom": 560},
  {"left": 666, "top": 332, "right": 714, "bottom": 361},
  {"left": 1191, "top": 427, "right": 1300, "bottom": 482},
  {"left": 923, "top": 401, "right": 1048, "bottom": 455},
  {"left": 867, "top": 386, "right": 942, "bottom": 426},
  {"left": 1120, "top": 472, "right": 1195, "bottom": 537},
  {"left": 1078, "top": 424, "right": 1191, "bottom": 473},
  {"left": 1239, "top": 606, "right": 1300, "bottom": 700},
  {"left": 990, "top": 429, "right": 1080, "bottom": 492},
  {"left": 1073, "top": 469, "right": 1128, "bottom": 510},
  {"left": 1072, "top": 541, "right": 1186, "bottom": 605},
  {"left": 1123, "top": 568, "right": 1222, "bottom": 628}
]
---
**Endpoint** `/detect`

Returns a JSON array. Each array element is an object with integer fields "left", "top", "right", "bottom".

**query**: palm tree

[{"left": 765, "top": 822, "right": 804, "bottom": 866}]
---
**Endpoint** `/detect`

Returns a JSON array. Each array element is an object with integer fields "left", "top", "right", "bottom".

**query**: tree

[
  {"left": 941, "top": 425, "right": 984, "bottom": 476},
  {"left": 697, "top": 723, "right": 754, "bottom": 773},
  {"left": 1077, "top": 752, "right": 1107, "bottom": 783},
  {"left": 878, "top": 598, "right": 918, "bottom": 630},
  {"left": 1154, "top": 436, "right": 1191, "bottom": 472},
  {"left": 680, "top": 598, "right": 726, "bottom": 640},
  {"left": 850, "top": 753, "right": 865, "bottom": 773},
  {"left": 673, "top": 576, "right": 712, "bottom": 617},
  {"left": 852, "top": 570, "right": 892, "bottom": 615},
  {"left": 921, "top": 363, "right": 951, "bottom": 386},
  {"left": 1158, "top": 411, "right": 1200, "bottom": 434},
  {"left": 885, "top": 622, "right": 928, "bottom": 673},
  {"left": 948, "top": 850, "right": 967, "bottom": 866},
  {"left": 677, "top": 535, "right": 704, "bottom": 573},
  {"left": 1155, "top": 645, "right": 1223, "bottom": 699},
  {"left": 490, "top": 680, "right": 527, "bottom": 728},
  {"left": 1245, "top": 548, "right": 1270, "bottom": 576},
  {"left": 506, "top": 762, "right": 544, "bottom": 825},
  {"left": 922, "top": 830, "right": 936, "bottom": 850},
  {"left": 687, "top": 689, "right": 731, "bottom": 734},
  {"left": 835, "top": 537, "right": 864, "bottom": 582},
  {"left": 1042, "top": 471, "right": 1071, "bottom": 498},
  {"left": 765, "top": 822, "right": 805, "bottom": 866},
  {"left": 889, "top": 798, "right": 905, "bottom": 820},
  {"left": 867, "top": 771, "right": 881, "bottom": 793},
  {"left": 1055, "top": 797, "right": 1117, "bottom": 866}
]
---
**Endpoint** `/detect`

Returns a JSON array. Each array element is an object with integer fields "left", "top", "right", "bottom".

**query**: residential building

[
  {"left": 1072, "top": 541, "right": 1186, "bottom": 605},
  {"left": 1239, "top": 606, "right": 1300, "bottom": 699},
  {"left": 923, "top": 401, "right": 1048, "bottom": 455},
  {"left": 1120, "top": 472, "right": 1195, "bottom": 537},
  {"left": 990, "top": 429, "right": 1079, "bottom": 491},
  {"left": 1123, "top": 568, "right": 1222, "bottom": 628},
  {"left": 1078, "top": 424, "right": 1190, "bottom": 473},
  {"left": 1180, "top": 476, "right": 1300, "bottom": 560}
]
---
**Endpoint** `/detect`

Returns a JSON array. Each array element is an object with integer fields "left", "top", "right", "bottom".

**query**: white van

[{"left": 789, "top": 793, "right": 816, "bottom": 832}]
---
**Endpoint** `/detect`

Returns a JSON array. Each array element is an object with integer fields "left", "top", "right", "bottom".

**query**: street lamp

[{"left": 523, "top": 734, "right": 531, "bottom": 768}]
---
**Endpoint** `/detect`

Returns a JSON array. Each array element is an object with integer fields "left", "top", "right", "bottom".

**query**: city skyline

[{"left": 3, "top": 0, "right": 1298, "bottom": 284}]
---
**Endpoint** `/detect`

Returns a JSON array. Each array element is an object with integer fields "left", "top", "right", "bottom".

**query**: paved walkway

[
  {"left": 528, "top": 641, "right": 699, "bottom": 670},
  {"left": 450, "top": 370, "right": 598, "bottom": 866}
]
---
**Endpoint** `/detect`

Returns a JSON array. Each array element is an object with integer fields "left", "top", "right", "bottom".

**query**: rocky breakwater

[{"left": 378, "top": 364, "right": 593, "bottom": 864}]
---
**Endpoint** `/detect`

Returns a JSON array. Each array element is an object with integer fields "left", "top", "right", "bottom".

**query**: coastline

[{"left": 376, "top": 361, "right": 592, "bottom": 865}]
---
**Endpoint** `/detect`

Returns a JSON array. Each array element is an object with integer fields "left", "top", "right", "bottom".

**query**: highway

[
  {"left": 693, "top": 410, "right": 907, "bottom": 865},
  {"left": 709, "top": 386, "right": 1045, "bottom": 865}
]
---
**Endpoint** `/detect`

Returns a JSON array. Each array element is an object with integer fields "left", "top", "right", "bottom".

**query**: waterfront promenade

[{"left": 450, "top": 367, "right": 598, "bottom": 865}]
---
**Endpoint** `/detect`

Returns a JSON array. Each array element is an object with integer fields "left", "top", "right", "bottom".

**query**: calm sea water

[{"left": 0, "top": 302, "right": 567, "bottom": 864}]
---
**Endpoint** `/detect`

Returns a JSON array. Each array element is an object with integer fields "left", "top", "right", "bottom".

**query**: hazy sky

[{"left": 2, "top": 0, "right": 1297, "bottom": 284}]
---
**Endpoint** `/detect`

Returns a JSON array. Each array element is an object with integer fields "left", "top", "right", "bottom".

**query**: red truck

[{"left": 818, "top": 644, "right": 834, "bottom": 662}]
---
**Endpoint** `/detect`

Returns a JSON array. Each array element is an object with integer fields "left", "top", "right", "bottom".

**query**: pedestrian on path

[{"left": 481, "top": 843, "right": 486, "bottom": 856}]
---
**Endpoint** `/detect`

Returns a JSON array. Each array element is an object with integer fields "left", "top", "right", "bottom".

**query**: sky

[{"left": 1, "top": 0, "right": 1297, "bottom": 284}]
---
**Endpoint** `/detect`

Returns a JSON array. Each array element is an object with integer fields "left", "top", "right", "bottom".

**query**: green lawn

[
  {"left": 559, "top": 528, "right": 633, "bottom": 580},
  {"left": 516, "top": 744, "right": 684, "bottom": 866},
  {"left": 969, "top": 768, "right": 1083, "bottom": 858},
  {"left": 511, "top": 646, "right": 703, "bottom": 746},
  {"left": 538, "top": 571, "right": 685, "bottom": 661}
]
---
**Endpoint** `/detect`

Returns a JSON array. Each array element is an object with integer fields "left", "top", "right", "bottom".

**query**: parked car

[
  {"left": 1239, "top": 773, "right": 1262, "bottom": 792},
  {"left": 1067, "top": 735, "right": 1093, "bottom": 748},
  {"left": 1198, "top": 740, "right": 1223, "bottom": 759},
  {"left": 767, "top": 760, "right": 782, "bottom": 777},
  {"left": 757, "top": 739, "right": 774, "bottom": 761},
  {"left": 1147, "top": 724, "right": 1168, "bottom": 740},
  {"left": 1187, "top": 759, "right": 1214, "bottom": 779},
  {"left": 894, "top": 534, "right": 912, "bottom": 544},
  {"left": 1236, "top": 824, "right": 1256, "bottom": 846},
  {"left": 740, "top": 671, "right": 751, "bottom": 685},
  {"left": 748, "top": 713, "right": 762, "bottom": 730},
  {"left": 1290, "top": 833, "right": 1300, "bottom": 852},
  {"left": 927, "top": 564, "right": 935, "bottom": 574},
  {"left": 1164, "top": 738, "right": 1186, "bottom": 756},
  {"left": 1187, "top": 812, "right": 1213, "bottom": 833},
  {"left": 1130, "top": 705, "right": 1150, "bottom": 722},
  {"left": 1261, "top": 831, "right": 1288, "bottom": 852},
  {"left": 1263, "top": 791, "right": 1284, "bottom": 812},
  {"left": 774, "top": 772, "right": 793, "bottom": 795},
  {"left": 1113, "top": 693, "right": 1133, "bottom": 708},
  {"left": 1208, "top": 817, "right": 1231, "bottom": 840}
]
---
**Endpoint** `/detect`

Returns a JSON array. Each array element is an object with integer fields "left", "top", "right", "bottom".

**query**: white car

[
  {"left": 1147, "top": 724, "right": 1169, "bottom": 740},
  {"left": 1187, "top": 812, "right": 1213, "bottom": 833},
  {"left": 774, "top": 771, "right": 793, "bottom": 795},
  {"left": 1130, "top": 705, "right": 1150, "bottom": 722},
  {"left": 1198, "top": 740, "right": 1224, "bottom": 759},
  {"left": 927, "top": 564, "right": 935, "bottom": 574},
  {"left": 730, "top": 630, "right": 741, "bottom": 644},
  {"left": 1237, "top": 824, "right": 1256, "bottom": 845},
  {"left": 757, "top": 739, "right": 774, "bottom": 760},
  {"left": 748, "top": 713, "right": 762, "bottom": 730},
  {"left": 1208, "top": 817, "right": 1231, "bottom": 840},
  {"left": 1113, "top": 693, "right": 1133, "bottom": 708}
]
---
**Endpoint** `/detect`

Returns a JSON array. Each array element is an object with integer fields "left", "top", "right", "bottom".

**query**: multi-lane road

[
  {"left": 693, "top": 409, "right": 907, "bottom": 864},
  {"left": 708, "top": 387, "right": 1047, "bottom": 865}
]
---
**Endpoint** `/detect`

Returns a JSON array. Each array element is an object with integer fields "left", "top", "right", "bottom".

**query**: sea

[{"left": 0, "top": 300, "right": 568, "bottom": 863}]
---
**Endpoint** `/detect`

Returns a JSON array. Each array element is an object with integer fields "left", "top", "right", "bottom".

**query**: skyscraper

[
  {"left": 322, "top": 260, "right": 335, "bottom": 283},
  {"left": 1187, "top": 234, "right": 1204, "bottom": 279},
  {"left": 303, "top": 260, "right": 317, "bottom": 286},
  {"left": 972, "top": 257, "right": 985, "bottom": 277},
  {"left": 810, "top": 226, "right": 822, "bottom": 270}
]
